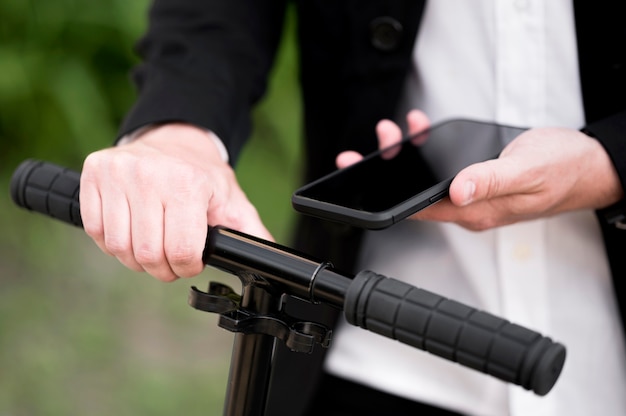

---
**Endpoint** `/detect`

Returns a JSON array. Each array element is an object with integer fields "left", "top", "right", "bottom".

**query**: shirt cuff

[{"left": 117, "top": 124, "right": 230, "bottom": 163}]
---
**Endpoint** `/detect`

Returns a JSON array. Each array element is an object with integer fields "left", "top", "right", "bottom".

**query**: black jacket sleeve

[
  {"left": 574, "top": 0, "right": 626, "bottom": 218},
  {"left": 584, "top": 111, "right": 626, "bottom": 199},
  {"left": 118, "top": 0, "right": 288, "bottom": 163}
]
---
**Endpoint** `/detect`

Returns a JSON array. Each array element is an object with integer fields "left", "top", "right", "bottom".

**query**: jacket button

[{"left": 370, "top": 17, "right": 403, "bottom": 52}]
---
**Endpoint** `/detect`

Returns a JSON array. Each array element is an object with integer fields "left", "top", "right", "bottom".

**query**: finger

[
  {"left": 406, "top": 109, "right": 430, "bottom": 135},
  {"left": 410, "top": 197, "right": 458, "bottom": 222},
  {"left": 101, "top": 187, "right": 145, "bottom": 273},
  {"left": 79, "top": 173, "right": 108, "bottom": 255},
  {"left": 130, "top": 194, "right": 177, "bottom": 281},
  {"left": 376, "top": 119, "right": 403, "bottom": 159},
  {"left": 234, "top": 203, "right": 274, "bottom": 242},
  {"left": 448, "top": 157, "right": 528, "bottom": 207},
  {"left": 206, "top": 181, "right": 275, "bottom": 243},
  {"left": 410, "top": 198, "right": 513, "bottom": 231},
  {"left": 163, "top": 197, "right": 208, "bottom": 279},
  {"left": 406, "top": 109, "right": 431, "bottom": 146},
  {"left": 336, "top": 150, "right": 364, "bottom": 169},
  {"left": 376, "top": 119, "right": 403, "bottom": 149},
  {"left": 80, "top": 154, "right": 115, "bottom": 256},
  {"left": 219, "top": 189, "right": 275, "bottom": 242}
]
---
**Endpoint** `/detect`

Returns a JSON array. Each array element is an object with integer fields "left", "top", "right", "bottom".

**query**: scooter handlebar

[{"left": 10, "top": 159, "right": 566, "bottom": 395}]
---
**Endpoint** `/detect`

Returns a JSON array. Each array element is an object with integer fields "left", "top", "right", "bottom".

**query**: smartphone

[{"left": 291, "top": 119, "right": 527, "bottom": 229}]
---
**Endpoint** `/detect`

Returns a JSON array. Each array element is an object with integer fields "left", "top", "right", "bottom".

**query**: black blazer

[{"left": 120, "top": 1, "right": 626, "bottom": 414}]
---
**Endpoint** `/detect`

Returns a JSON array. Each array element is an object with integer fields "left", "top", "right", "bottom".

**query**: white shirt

[{"left": 324, "top": 1, "right": 626, "bottom": 415}]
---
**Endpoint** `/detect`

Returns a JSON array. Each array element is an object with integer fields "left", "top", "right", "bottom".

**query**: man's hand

[
  {"left": 80, "top": 123, "right": 272, "bottom": 282},
  {"left": 337, "top": 111, "right": 624, "bottom": 231},
  {"left": 417, "top": 127, "right": 623, "bottom": 230}
]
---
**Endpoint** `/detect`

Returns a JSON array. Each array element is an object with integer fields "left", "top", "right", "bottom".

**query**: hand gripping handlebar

[{"left": 10, "top": 159, "right": 566, "bottom": 395}]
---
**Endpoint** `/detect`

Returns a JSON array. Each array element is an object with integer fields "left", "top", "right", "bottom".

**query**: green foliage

[
  {"left": 0, "top": 0, "right": 150, "bottom": 171},
  {"left": 0, "top": 1, "right": 303, "bottom": 415}
]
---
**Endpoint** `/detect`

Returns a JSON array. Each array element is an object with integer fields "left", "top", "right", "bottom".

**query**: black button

[
  {"left": 370, "top": 17, "right": 403, "bottom": 52},
  {"left": 429, "top": 190, "right": 448, "bottom": 203}
]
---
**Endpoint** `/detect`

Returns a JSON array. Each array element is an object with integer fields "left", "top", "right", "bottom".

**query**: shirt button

[
  {"left": 513, "top": 244, "right": 532, "bottom": 261},
  {"left": 370, "top": 17, "right": 403, "bottom": 52}
]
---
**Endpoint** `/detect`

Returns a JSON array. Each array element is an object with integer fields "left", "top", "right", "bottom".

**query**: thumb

[{"left": 448, "top": 158, "right": 523, "bottom": 206}]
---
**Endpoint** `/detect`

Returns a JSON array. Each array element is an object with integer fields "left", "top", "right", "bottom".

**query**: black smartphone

[{"left": 291, "top": 119, "right": 527, "bottom": 229}]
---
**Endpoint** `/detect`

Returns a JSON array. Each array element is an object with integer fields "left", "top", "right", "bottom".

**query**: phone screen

[{"left": 292, "top": 119, "right": 526, "bottom": 229}]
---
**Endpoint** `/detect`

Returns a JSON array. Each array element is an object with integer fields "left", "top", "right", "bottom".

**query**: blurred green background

[{"left": 0, "top": 1, "right": 302, "bottom": 415}]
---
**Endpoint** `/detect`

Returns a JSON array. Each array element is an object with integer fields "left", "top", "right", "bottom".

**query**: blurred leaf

[{"left": 0, "top": 0, "right": 148, "bottom": 172}]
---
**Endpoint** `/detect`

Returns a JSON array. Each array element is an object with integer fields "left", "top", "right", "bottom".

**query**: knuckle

[
  {"left": 171, "top": 164, "right": 199, "bottom": 184},
  {"left": 218, "top": 206, "right": 249, "bottom": 230},
  {"left": 207, "top": 194, "right": 242, "bottom": 226},
  {"left": 221, "top": 208, "right": 244, "bottom": 226},
  {"left": 170, "top": 166, "right": 213, "bottom": 201},
  {"left": 134, "top": 246, "right": 165, "bottom": 268},
  {"left": 104, "top": 235, "right": 131, "bottom": 256},
  {"left": 132, "top": 157, "right": 158, "bottom": 182},
  {"left": 166, "top": 245, "right": 203, "bottom": 278},
  {"left": 82, "top": 151, "right": 105, "bottom": 171},
  {"left": 81, "top": 153, "right": 107, "bottom": 186},
  {"left": 177, "top": 263, "right": 204, "bottom": 279},
  {"left": 85, "top": 150, "right": 125, "bottom": 175},
  {"left": 83, "top": 221, "right": 104, "bottom": 240},
  {"left": 166, "top": 245, "right": 197, "bottom": 267}
]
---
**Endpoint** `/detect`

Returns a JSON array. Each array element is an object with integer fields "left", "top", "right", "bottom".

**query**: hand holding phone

[{"left": 292, "top": 119, "right": 527, "bottom": 229}]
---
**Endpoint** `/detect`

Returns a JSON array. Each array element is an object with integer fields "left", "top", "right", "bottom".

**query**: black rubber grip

[
  {"left": 344, "top": 271, "right": 566, "bottom": 396},
  {"left": 10, "top": 159, "right": 82, "bottom": 227}
]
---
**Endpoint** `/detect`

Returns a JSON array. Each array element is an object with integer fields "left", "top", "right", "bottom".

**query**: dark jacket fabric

[{"left": 119, "top": 1, "right": 626, "bottom": 414}]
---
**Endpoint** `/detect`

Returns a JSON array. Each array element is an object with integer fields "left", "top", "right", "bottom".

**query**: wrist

[{"left": 125, "top": 123, "right": 230, "bottom": 164}]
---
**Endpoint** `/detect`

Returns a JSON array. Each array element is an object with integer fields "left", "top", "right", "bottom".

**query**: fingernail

[{"left": 462, "top": 181, "right": 476, "bottom": 206}]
